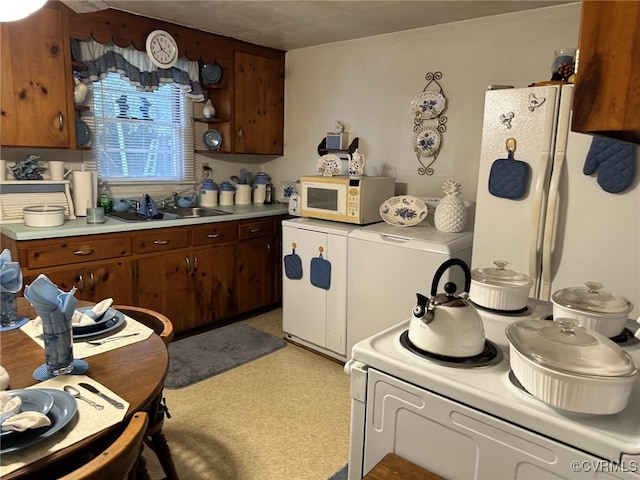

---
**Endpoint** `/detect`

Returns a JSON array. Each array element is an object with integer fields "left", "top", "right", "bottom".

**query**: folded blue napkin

[
  {"left": 24, "top": 274, "right": 77, "bottom": 326},
  {"left": 0, "top": 249, "right": 23, "bottom": 293}
]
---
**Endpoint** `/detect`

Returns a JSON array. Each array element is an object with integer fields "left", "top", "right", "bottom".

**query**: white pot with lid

[
  {"left": 551, "top": 282, "right": 633, "bottom": 338},
  {"left": 506, "top": 318, "right": 638, "bottom": 414},
  {"left": 469, "top": 260, "right": 533, "bottom": 311}
]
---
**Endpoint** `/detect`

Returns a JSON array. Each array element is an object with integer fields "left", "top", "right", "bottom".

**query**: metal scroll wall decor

[{"left": 411, "top": 71, "right": 448, "bottom": 175}]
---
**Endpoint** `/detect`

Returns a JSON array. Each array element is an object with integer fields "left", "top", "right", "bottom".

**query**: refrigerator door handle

[
  {"left": 529, "top": 151, "right": 552, "bottom": 294},
  {"left": 540, "top": 150, "right": 565, "bottom": 300}
]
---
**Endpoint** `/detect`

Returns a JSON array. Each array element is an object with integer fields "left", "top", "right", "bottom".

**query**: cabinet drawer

[
  {"left": 25, "top": 236, "right": 132, "bottom": 269},
  {"left": 192, "top": 222, "right": 237, "bottom": 246},
  {"left": 238, "top": 219, "right": 274, "bottom": 240},
  {"left": 134, "top": 228, "right": 189, "bottom": 254}
]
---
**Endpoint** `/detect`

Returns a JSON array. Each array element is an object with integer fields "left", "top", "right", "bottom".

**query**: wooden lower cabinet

[
  {"left": 135, "top": 243, "right": 235, "bottom": 333},
  {"left": 2, "top": 214, "right": 285, "bottom": 337},
  {"left": 24, "top": 260, "right": 134, "bottom": 305},
  {"left": 236, "top": 237, "right": 275, "bottom": 315}
]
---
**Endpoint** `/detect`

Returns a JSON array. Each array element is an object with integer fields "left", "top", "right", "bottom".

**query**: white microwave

[{"left": 299, "top": 176, "right": 395, "bottom": 225}]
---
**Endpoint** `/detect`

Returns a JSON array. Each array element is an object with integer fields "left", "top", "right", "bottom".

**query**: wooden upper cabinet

[
  {"left": 1, "top": 6, "right": 75, "bottom": 148},
  {"left": 572, "top": 1, "right": 640, "bottom": 144},
  {"left": 233, "top": 51, "right": 285, "bottom": 155}
]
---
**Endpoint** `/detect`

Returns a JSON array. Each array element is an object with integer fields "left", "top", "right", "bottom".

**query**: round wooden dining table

[{"left": 1, "top": 298, "right": 169, "bottom": 479}]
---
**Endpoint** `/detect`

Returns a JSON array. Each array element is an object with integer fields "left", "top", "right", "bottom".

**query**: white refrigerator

[{"left": 472, "top": 84, "right": 639, "bottom": 317}]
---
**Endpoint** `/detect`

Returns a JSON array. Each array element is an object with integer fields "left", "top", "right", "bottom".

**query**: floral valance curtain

[{"left": 73, "top": 38, "right": 204, "bottom": 102}]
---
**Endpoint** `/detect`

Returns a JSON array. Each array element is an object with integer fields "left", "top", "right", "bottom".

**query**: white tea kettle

[{"left": 408, "top": 258, "right": 486, "bottom": 357}]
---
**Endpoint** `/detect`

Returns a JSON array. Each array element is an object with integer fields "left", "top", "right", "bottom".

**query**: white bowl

[
  {"left": 552, "top": 301, "right": 629, "bottom": 338},
  {"left": 23, "top": 205, "right": 65, "bottom": 227}
]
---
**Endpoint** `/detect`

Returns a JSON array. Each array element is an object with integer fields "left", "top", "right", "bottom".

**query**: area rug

[
  {"left": 328, "top": 464, "right": 348, "bottom": 480},
  {"left": 165, "top": 322, "right": 287, "bottom": 389}
]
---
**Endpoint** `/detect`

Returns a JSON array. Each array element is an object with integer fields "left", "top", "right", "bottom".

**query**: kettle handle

[{"left": 430, "top": 258, "right": 471, "bottom": 297}]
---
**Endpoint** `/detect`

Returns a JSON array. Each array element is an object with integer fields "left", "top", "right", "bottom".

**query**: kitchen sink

[
  {"left": 159, "top": 207, "right": 231, "bottom": 218},
  {"left": 107, "top": 207, "right": 230, "bottom": 223}
]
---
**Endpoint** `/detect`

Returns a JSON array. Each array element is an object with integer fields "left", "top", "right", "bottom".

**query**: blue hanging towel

[
  {"left": 310, "top": 250, "right": 331, "bottom": 290},
  {"left": 284, "top": 245, "right": 303, "bottom": 280}
]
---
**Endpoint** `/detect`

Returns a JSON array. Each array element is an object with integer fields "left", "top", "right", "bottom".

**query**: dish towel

[
  {"left": 583, "top": 137, "right": 636, "bottom": 193},
  {"left": 0, "top": 391, "right": 51, "bottom": 432},
  {"left": 137, "top": 194, "right": 161, "bottom": 219}
]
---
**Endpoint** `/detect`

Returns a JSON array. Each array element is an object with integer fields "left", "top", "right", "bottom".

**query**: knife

[{"left": 78, "top": 382, "right": 125, "bottom": 409}]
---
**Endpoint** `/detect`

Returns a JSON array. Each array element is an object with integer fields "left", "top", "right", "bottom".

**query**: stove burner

[
  {"left": 610, "top": 328, "right": 638, "bottom": 347},
  {"left": 508, "top": 371, "right": 531, "bottom": 395},
  {"left": 399, "top": 331, "right": 503, "bottom": 368},
  {"left": 470, "top": 301, "right": 530, "bottom": 316}
]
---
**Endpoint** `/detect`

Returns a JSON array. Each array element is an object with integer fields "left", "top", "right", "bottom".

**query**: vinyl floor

[{"left": 142, "top": 308, "right": 351, "bottom": 480}]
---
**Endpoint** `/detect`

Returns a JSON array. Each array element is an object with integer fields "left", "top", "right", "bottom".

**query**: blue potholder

[
  {"left": 488, "top": 151, "right": 530, "bottom": 200},
  {"left": 284, "top": 248, "right": 303, "bottom": 280},
  {"left": 310, "top": 253, "right": 331, "bottom": 290},
  {"left": 584, "top": 137, "right": 636, "bottom": 193}
]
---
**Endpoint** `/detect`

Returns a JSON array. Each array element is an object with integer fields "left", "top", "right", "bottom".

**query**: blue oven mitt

[{"left": 583, "top": 137, "right": 636, "bottom": 193}]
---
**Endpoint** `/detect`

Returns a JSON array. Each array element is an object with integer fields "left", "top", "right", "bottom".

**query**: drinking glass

[
  {"left": 43, "top": 319, "right": 74, "bottom": 376},
  {"left": 0, "top": 292, "right": 17, "bottom": 327}
]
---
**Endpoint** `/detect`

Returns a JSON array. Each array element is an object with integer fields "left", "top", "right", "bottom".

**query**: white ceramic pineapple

[{"left": 434, "top": 180, "right": 467, "bottom": 232}]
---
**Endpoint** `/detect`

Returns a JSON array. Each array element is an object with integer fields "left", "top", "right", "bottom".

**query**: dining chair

[
  {"left": 59, "top": 411, "right": 149, "bottom": 480},
  {"left": 113, "top": 305, "right": 179, "bottom": 480}
]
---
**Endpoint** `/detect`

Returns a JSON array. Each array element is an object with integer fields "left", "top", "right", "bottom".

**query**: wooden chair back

[
  {"left": 113, "top": 305, "right": 174, "bottom": 345},
  {"left": 59, "top": 412, "right": 149, "bottom": 480}
]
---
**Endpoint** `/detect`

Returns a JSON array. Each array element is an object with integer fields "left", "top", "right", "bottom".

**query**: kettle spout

[{"left": 412, "top": 293, "right": 434, "bottom": 324}]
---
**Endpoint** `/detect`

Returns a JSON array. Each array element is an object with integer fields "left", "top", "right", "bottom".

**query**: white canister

[
  {"left": 235, "top": 184, "right": 251, "bottom": 205},
  {"left": 199, "top": 179, "right": 219, "bottom": 207},
  {"left": 219, "top": 182, "right": 235, "bottom": 206},
  {"left": 253, "top": 184, "right": 266, "bottom": 204}
]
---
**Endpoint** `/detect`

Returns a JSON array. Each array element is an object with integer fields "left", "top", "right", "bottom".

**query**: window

[{"left": 88, "top": 72, "right": 194, "bottom": 183}]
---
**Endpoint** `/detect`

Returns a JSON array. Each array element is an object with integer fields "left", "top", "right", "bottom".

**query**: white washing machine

[{"left": 346, "top": 215, "right": 474, "bottom": 357}]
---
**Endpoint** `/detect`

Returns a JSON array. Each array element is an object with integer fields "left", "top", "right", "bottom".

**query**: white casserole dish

[
  {"left": 22, "top": 205, "right": 65, "bottom": 227},
  {"left": 469, "top": 260, "right": 533, "bottom": 311},
  {"left": 552, "top": 282, "right": 632, "bottom": 338},
  {"left": 506, "top": 318, "right": 638, "bottom": 414}
]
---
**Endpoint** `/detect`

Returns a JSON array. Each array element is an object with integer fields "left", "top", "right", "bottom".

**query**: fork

[{"left": 86, "top": 332, "right": 140, "bottom": 346}]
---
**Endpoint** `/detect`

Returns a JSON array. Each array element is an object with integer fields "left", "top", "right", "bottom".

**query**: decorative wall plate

[
  {"left": 411, "top": 90, "right": 447, "bottom": 119},
  {"left": 277, "top": 181, "right": 298, "bottom": 203},
  {"left": 316, "top": 154, "right": 341, "bottom": 176},
  {"left": 203, "top": 129, "right": 222, "bottom": 149},
  {"left": 201, "top": 63, "right": 222, "bottom": 84},
  {"left": 379, "top": 195, "right": 428, "bottom": 227},
  {"left": 414, "top": 126, "right": 442, "bottom": 158}
]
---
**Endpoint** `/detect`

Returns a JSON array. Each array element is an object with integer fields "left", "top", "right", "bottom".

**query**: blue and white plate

[
  {"left": 411, "top": 90, "right": 446, "bottom": 119},
  {"left": 414, "top": 126, "right": 442, "bottom": 158},
  {"left": 379, "top": 195, "right": 428, "bottom": 227},
  {"left": 72, "top": 307, "right": 120, "bottom": 336},
  {"left": 201, "top": 63, "right": 222, "bottom": 84},
  {"left": 277, "top": 181, "right": 298, "bottom": 203},
  {"left": 0, "top": 389, "right": 55, "bottom": 438},
  {"left": 72, "top": 309, "right": 125, "bottom": 340},
  {"left": 0, "top": 388, "right": 77, "bottom": 454},
  {"left": 203, "top": 129, "right": 222, "bottom": 150},
  {"left": 75, "top": 119, "right": 91, "bottom": 147}
]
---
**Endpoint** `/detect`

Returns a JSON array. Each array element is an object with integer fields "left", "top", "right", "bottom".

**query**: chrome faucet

[{"left": 158, "top": 192, "right": 180, "bottom": 208}]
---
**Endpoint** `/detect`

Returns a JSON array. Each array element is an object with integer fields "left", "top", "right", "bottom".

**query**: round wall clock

[{"left": 145, "top": 30, "right": 178, "bottom": 69}]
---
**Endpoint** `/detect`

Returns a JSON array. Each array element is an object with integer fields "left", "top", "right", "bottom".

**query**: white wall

[{"left": 269, "top": 3, "right": 582, "bottom": 201}]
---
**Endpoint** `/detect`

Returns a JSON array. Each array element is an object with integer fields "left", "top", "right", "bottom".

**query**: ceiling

[{"left": 99, "top": 1, "right": 574, "bottom": 51}]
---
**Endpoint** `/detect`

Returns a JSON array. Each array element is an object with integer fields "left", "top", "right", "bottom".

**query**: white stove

[{"left": 346, "top": 300, "right": 640, "bottom": 479}]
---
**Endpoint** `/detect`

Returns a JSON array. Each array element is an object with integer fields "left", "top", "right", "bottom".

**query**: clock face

[{"left": 146, "top": 30, "right": 178, "bottom": 69}]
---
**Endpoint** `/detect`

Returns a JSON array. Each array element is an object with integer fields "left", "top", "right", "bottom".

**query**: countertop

[{"left": 0, "top": 203, "right": 289, "bottom": 240}]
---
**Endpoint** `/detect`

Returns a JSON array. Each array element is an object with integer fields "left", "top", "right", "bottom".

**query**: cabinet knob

[
  {"left": 237, "top": 127, "right": 244, "bottom": 140},
  {"left": 58, "top": 111, "right": 64, "bottom": 132},
  {"left": 208, "top": 233, "right": 222, "bottom": 238},
  {"left": 153, "top": 239, "right": 170, "bottom": 245},
  {"left": 185, "top": 256, "right": 190, "bottom": 272},
  {"left": 73, "top": 249, "right": 94, "bottom": 256},
  {"left": 77, "top": 274, "right": 85, "bottom": 292},
  {"left": 193, "top": 255, "right": 199, "bottom": 272}
]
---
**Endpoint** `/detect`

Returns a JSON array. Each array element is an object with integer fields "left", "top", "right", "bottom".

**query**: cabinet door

[
  {"left": 1, "top": 7, "right": 74, "bottom": 148},
  {"left": 190, "top": 244, "right": 236, "bottom": 327},
  {"left": 281, "top": 226, "right": 328, "bottom": 348},
  {"left": 28, "top": 261, "right": 134, "bottom": 305},
  {"left": 236, "top": 237, "right": 275, "bottom": 314},
  {"left": 233, "top": 51, "right": 284, "bottom": 154},
  {"left": 572, "top": 1, "right": 640, "bottom": 143},
  {"left": 136, "top": 251, "right": 191, "bottom": 333}
]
